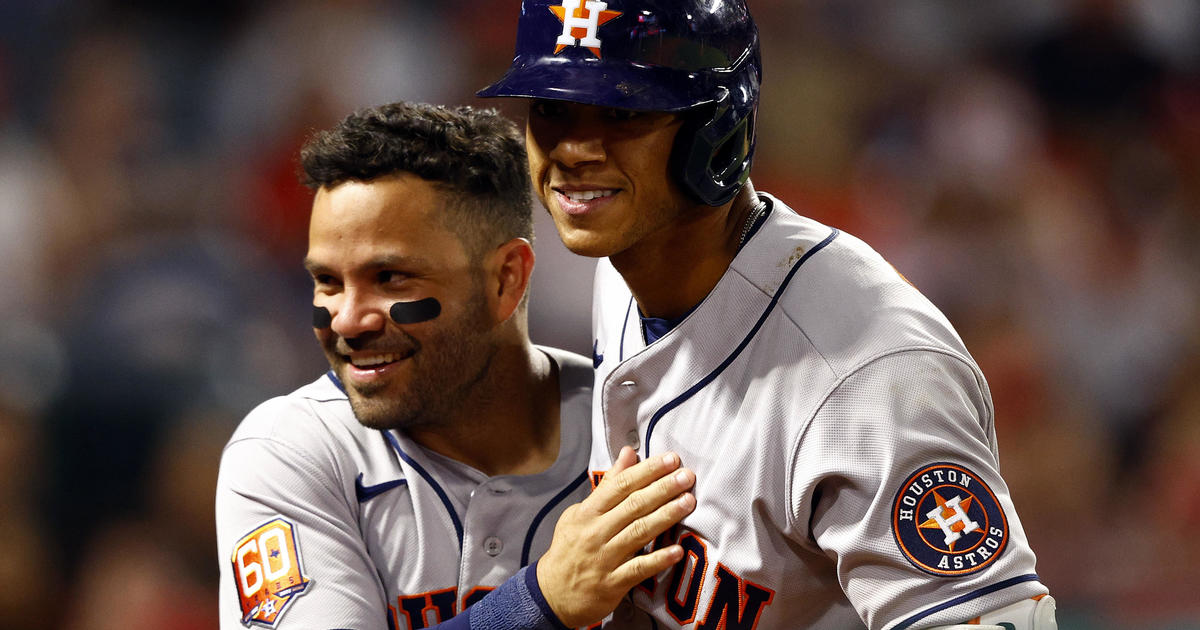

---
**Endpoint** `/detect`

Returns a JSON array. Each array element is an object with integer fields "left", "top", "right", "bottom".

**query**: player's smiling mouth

[
  {"left": 341, "top": 351, "right": 414, "bottom": 375},
  {"left": 553, "top": 186, "right": 620, "bottom": 215},
  {"left": 559, "top": 189, "right": 617, "bottom": 201},
  {"left": 350, "top": 353, "right": 404, "bottom": 368}
]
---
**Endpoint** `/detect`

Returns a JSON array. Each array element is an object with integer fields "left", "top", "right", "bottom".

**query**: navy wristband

[
  {"left": 526, "top": 560, "right": 571, "bottom": 630},
  {"left": 459, "top": 564, "right": 568, "bottom": 630}
]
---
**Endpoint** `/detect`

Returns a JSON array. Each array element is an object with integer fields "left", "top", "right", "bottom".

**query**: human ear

[{"left": 488, "top": 238, "right": 535, "bottom": 323}]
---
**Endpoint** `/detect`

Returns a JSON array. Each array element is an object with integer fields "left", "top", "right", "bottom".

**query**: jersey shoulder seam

[
  {"left": 223, "top": 430, "right": 343, "bottom": 487},
  {"left": 726, "top": 242, "right": 843, "bottom": 380},
  {"left": 220, "top": 431, "right": 360, "bottom": 525},
  {"left": 223, "top": 396, "right": 364, "bottom": 503},
  {"left": 782, "top": 345, "right": 989, "bottom": 534}
]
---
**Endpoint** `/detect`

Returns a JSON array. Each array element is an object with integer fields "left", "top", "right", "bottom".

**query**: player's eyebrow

[
  {"left": 367, "top": 253, "right": 430, "bottom": 271},
  {"left": 302, "top": 257, "right": 328, "bottom": 276},
  {"left": 302, "top": 254, "right": 433, "bottom": 276}
]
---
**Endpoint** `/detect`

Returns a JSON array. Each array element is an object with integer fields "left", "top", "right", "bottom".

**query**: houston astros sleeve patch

[
  {"left": 231, "top": 518, "right": 311, "bottom": 626},
  {"left": 891, "top": 463, "right": 1008, "bottom": 576}
]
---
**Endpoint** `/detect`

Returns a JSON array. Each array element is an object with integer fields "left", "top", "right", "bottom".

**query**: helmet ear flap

[{"left": 671, "top": 88, "right": 755, "bottom": 207}]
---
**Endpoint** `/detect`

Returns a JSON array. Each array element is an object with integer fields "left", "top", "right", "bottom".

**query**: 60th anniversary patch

[{"left": 892, "top": 463, "right": 1008, "bottom": 576}]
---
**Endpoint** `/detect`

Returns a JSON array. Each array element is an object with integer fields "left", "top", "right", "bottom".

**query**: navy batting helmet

[{"left": 478, "top": 0, "right": 761, "bottom": 207}]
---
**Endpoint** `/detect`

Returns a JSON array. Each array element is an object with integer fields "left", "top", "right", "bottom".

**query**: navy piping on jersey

[
  {"left": 891, "top": 574, "right": 1042, "bottom": 629},
  {"left": 383, "top": 430, "right": 466, "bottom": 551},
  {"left": 642, "top": 227, "right": 841, "bottom": 458},
  {"left": 326, "top": 372, "right": 465, "bottom": 548},
  {"left": 521, "top": 470, "right": 589, "bottom": 566}
]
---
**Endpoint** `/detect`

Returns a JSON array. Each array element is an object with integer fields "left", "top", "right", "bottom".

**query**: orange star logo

[
  {"left": 917, "top": 491, "right": 984, "bottom": 551},
  {"left": 549, "top": 0, "right": 622, "bottom": 58}
]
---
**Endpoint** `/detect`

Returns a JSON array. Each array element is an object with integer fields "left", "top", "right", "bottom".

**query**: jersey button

[
  {"left": 483, "top": 536, "right": 503, "bottom": 556},
  {"left": 625, "top": 430, "right": 640, "bottom": 450}
]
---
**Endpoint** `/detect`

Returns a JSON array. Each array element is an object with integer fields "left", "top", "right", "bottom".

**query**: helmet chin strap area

[{"left": 310, "top": 298, "right": 442, "bottom": 329}]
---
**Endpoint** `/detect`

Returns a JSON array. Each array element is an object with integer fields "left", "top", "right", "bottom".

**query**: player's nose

[
  {"left": 550, "top": 138, "right": 605, "bottom": 169},
  {"left": 328, "top": 289, "right": 388, "bottom": 339},
  {"left": 546, "top": 116, "right": 607, "bottom": 168}
]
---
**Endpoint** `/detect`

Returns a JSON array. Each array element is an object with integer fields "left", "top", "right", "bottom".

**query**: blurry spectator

[
  {"left": 0, "top": 396, "right": 57, "bottom": 630},
  {"left": 42, "top": 227, "right": 323, "bottom": 579},
  {"left": 210, "top": 0, "right": 463, "bottom": 151},
  {"left": 1014, "top": 0, "right": 1200, "bottom": 481},
  {"left": 0, "top": 86, "right": 60, "bottom": 320},
  {"left": 39, "top": 23, "right": 169, "bottom": 296},
  {"left": 1023, "top": 0, "right": 1165, "bottom": 128},
  {"left": 56, "top": 406, "right": 228, "bottom": 630},
  {"left": 209, "top": 0, "right": 467, "bottom": 270}
]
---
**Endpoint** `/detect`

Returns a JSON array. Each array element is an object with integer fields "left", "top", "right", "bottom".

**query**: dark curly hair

[{"left": 300, "top": 102, "right": 532, "bottom": 259}]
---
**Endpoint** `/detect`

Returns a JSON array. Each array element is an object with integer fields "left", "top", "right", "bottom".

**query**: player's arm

[
  {"left": 790, "top": 350, "right": 1054, "bottom": 629},
  {"left": 217, "top": 428, "right": 389, "bottom": 630},
  {"left": 929, "top": 595, "right": 1058, "bottom": 629},
  {"left": 447, "top": 446, "right": 696, "bottom": 630}
]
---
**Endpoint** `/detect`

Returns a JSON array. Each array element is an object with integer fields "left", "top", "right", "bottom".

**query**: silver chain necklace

[{"left": 738, "top": 198, "right": 768, "bottom": 248}]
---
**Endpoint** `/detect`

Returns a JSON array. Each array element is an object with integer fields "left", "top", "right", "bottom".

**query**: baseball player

[
  {"left": 479, "top": 1, "right": 1060, "bottom": 629},
  {"left": 215, "top": 102, "right": 697, "bottom": 630}
]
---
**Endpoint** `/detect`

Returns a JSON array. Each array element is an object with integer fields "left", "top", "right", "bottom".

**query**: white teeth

[
  {"left": 563, "top": 189, "right": 615, "bottom": 202},
  {"left": 351, "top": 353, "right": 400, "bottom": 368}
]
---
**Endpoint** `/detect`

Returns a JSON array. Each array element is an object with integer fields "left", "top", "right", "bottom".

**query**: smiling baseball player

[
  {"left": 215, "top": 102, "right": 697, "bottom": 630},
  {"left": 479, "top": 1, "right": 1059, "bottom": 628}
]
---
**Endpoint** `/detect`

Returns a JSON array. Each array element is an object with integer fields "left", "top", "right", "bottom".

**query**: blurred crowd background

[{"left": 0, "top": 1, "right": 1197, "bottom": 628}]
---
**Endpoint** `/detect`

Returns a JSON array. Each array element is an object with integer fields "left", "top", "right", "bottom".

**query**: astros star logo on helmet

[{"left": 549, "top": 0, "right": 622, "bottom": 58}]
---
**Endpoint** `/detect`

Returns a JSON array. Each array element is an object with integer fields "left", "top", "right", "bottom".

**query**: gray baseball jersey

[
  {"left": 216, "top": 346, "right": 593, "bottom": 630},
  {"left": 589, "top": 194, "right": 1048, "bottom": 630}
]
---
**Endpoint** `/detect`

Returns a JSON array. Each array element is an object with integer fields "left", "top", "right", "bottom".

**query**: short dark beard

[
  {"left": 347, "top": 349, "right": 494, "bottom": 432},
  {"left": 338, "top": 283, "right": 497, "bottom": 432}
]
